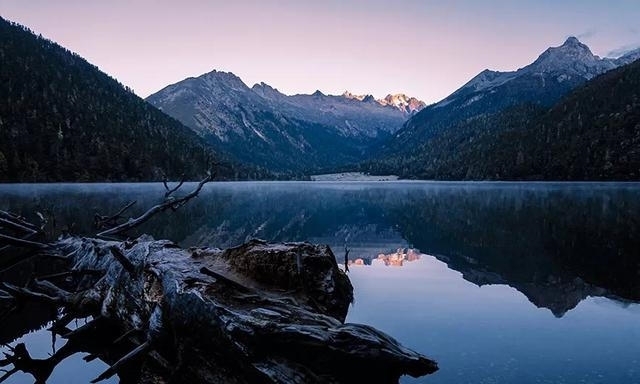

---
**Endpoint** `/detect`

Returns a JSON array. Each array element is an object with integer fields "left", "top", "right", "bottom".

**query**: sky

[{"left": 1, "top": 0, "right": 639, "bottom": 103}]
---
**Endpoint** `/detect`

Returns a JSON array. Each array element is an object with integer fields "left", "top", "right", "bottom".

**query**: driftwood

[{"left": 0, "top": 177, "right": 438, "bottom": 383}]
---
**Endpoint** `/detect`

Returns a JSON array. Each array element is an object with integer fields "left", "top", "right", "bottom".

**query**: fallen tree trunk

[{"left": 0, "top": 178, "right": 438, "bottom": 383}]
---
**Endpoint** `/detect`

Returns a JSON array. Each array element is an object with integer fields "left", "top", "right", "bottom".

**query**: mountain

[
  {"left": 363, "top": 54, "right": 640, "bottom": 180},
  {"left": 146, "top": 71, "right": 423, "bottom": 172},
  {"left": 0, "top": 17, "right": 261, "bottom": 182},
  {"left": 251, "top": 85, "right": 422, "bottom": 137},
  {"left": 341, "top": 91, "right": 426, "bottom": 114},
  {"left": 383, "top": 37, "right": 640, "bottom": 154}
]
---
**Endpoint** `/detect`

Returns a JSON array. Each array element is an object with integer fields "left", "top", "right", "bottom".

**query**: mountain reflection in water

[
  {"left": 346, "top": 248, "right": 422, "bottom": 267},
  {"left": 1, "top": 181, "right": 639, "bottom": 383}
]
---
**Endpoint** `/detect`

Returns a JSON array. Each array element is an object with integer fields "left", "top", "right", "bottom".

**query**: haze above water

[{"left": 1, "top": 181, "right": 639, "bottom": 383}]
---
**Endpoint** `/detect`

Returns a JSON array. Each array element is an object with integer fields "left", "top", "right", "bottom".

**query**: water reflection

[
  {"left": 1, "top": 182, "right": 638, "bottom": 316},
  {"left": 369, "top": 248, "right": 421, "bottom": 267},
  {"left": 1, "top": 182, "right": 639, "bottom": 383},
  {"left": 345, "top": 254, "right": 640, "bottom": 384}
]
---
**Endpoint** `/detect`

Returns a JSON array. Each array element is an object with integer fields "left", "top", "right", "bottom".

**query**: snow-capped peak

[
  {"left": 341, "top": 91, "right": 425, "bottom": 114},
  {"left": 562, "top": 36, "right": 582, "bottom": 47},
  {"left": 342, "top": 91, "right": 367, "bottom": 101},
  {"left": 379, "top": 94, "right": 427, "bottom": 114}
]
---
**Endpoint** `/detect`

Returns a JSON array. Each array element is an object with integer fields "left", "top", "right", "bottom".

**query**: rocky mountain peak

[
  {"left": 562, "top": 36, "right": 582, "bottom": 47},
  {"left": 614, "top": 47, "right": 640, "bottom": 66},
  {"left": 199, "top": 69, "right": 249, "bottom": 91},
  {"left": 341, "top": 91, "right": 425, "bottom": 113},
  {"left": 362, "top": 94, "right": 376, "bottom": 103},
  {"left": 251, "top": 81, "right": 285, "bottom": 99},
  {"left": 312, "top": 90, "right": 325, "bottom": 97},
  {"left": 342, "top": 90, "right": 365, "bottom": 101},
  {"left": 529, "top": 36, "right": 601, "bottom": 74},
  {"left": 381, "top": 94, "right": 427, "bottom": 114},
  {"left": 202, "top": 69, "right": 243, "bottom": 82}
]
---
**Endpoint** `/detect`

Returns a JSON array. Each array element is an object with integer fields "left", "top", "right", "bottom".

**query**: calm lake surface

[{"left": 1, "top": 181, "right": 639, "bottom": 383}]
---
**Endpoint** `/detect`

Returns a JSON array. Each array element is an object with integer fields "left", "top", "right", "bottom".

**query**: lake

[{"left": 1, "top": 181, "right": 639, "bottom": 383}]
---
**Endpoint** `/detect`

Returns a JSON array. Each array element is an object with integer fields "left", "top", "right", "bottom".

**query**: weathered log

[{"left": 2, "top": 236, "right": 437, "bottom": 383}]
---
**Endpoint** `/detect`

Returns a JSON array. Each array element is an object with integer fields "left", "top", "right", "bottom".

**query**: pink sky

[{"left": 1, "top": 0, "right": 639, "bottom": 103}]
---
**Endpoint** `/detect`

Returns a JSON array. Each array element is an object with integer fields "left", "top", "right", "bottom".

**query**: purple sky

[{"left": 1, "top": 0, "right": 639, "bottom": 103}]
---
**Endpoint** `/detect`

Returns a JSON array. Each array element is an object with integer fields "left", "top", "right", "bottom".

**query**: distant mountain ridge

[
  {"left": 363, "top": 48, "right": 640, "bottom": 180},
  {"left": 147, "top": 70, "right": 424, "bottom": 172},
  {"left": 341, "top": 91, "right": 426, "bottom": 114},
  {"left": 385, "top": 37, "right": 640, "bottom": 153}
]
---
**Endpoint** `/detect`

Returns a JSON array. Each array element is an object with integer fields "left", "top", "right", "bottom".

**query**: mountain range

[
  {"left": 1, "top": 12, "right": 639, "bottom": 182},
  {"left": 341, "top": 91, "right": 426, "bottom": 114},
  {"left": 146, "top": 71, "right": 424, "bottom": 172},
  {"left": 384, "top": 37, "right": 640, "bottom": 152},
  {"left": 364, "top": 37, "right": 640, "bottom": 180},
  {"left": 148, "top": 36, "right": 640, "bottom": 179},
  {"left": 0, "top": 17, "right": 242, "bottom": 182}
]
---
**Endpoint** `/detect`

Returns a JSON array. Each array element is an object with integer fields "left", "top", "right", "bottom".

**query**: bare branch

[
  {"left": 91, "top": 341, "right": 151, "bottom": 383},
  {"left": 0, "top": 233, "right": 49, "bottom": 250},
  {"left": 163, "top": 174, "right": 185, "bottom": 198},
  {"left": 97, "top": 174, "right": 212, "bottom": 238},
  {"left": 0, "top": 218, "right": 37, "bottom": 235},
  {"left": 94, "top": 200, "right": 136, "bottom": 230},
  {"left": 0, "top": 211, "right": 40, "bottom": 233},
  {"left": 0, "top": 367, "right": 17, "bottom": 383},
  {"left": 344, "top": 245, "right": 350, "bottom": 273},
  {"left": 0, "top": 290, "right": 13, "bottom": 301},
  {"left": 108, "top": 246, "right": 136, "bottom": 274},
  {"left": 32, "top": 280, "right": 73, "bottom": 302},
  {"left": 36, "top": 269, "right": 103, "bottom": 281},
  {"left": 61, "top": 316, "right": 103, "bottom": 339},
  {"left": 1, "top": 283, "right": 61, "bottom": 304},
  {"left": 112, "top": 328, "right": 143, "bottom": 345}
]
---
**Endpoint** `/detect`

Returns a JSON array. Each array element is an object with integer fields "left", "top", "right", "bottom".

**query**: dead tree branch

[
  {"left": 163, "top": 174, "right": 185, "bottom": 198},
  {"left": 0, "top": 218, "right": 37, "bottom": 235},
  {"left": 0, "top": 211, "right": 40, "bottom": 233},
  {"left": 91, "top": 341, "right": 152, "bottom": 383},
  {"left": 0, "top": 233, "right": 49, "bottom": 250},
  {"left": 97, "top": 174, "right": 212, "bottom": 239},
  {"left": 108, "top": 246, "right": 136, "bottom": 274},
  {"left": 94, "top": 200, "right": 136, "bottom": 230}
]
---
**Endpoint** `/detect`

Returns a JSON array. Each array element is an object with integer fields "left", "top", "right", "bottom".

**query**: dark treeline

[
  {"left": 0, "top": 17, "right": 272, "bottom": 182},
  {"left": 361, "top": 59, "right": 640, "bottom": 180}
]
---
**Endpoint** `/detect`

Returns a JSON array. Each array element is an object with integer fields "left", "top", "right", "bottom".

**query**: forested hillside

[
  {"left": 0, "top": 17, "right": 265, "bottom": 182},
  {"left": 362, "top": 59, "right": 640, "bottom": 180}
]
